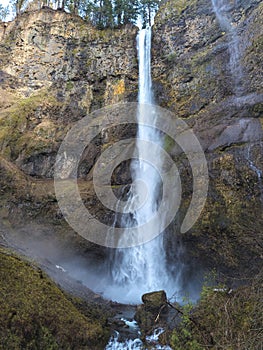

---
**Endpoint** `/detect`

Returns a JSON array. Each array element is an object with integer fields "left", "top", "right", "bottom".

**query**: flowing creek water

[{"left": 106, "top": 325, "right": 172, "bottom": 350}]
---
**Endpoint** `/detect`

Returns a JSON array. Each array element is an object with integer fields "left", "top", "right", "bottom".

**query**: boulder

[
  {"left": 135, "top": 291, "right": 168, "bottom": 336},
  {"left": 142, "top": 290, "right": 167, "bottom": 311}
]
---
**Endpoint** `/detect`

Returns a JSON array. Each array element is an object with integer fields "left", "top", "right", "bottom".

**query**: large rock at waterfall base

[
  {"left": 135, "top": 291, "right": 168, "bottom": 335},
  {"left": 142, "top": 290, "right": 167, "bottom": 311}
]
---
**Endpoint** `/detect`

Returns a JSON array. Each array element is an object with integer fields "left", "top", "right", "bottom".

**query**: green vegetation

[
  {"left": 0, "top": 247, "right": 108, "bottom": 349},
  {"left": 74, "top": 0, "right": 161, "bottom": 27},
  {"left": 66, "top": 80, "right": 74, "bottom": 91},
  {"left": 166, "top": 51, "right": 177, "bottom": 63},
  {"left": 155, "top": 0, "right": 198, "bottom": 23},
  {"left": 170, "top": 273, "right": 263, "bottom": 350},
  {"left": 0, "top": 89, "right": 59, "bottom": 160},
  {"left": 164, "top": 134, "right": 175, "bottom": 152},
  {"left": 140, "top": 0, "right": 160, "bottom": 26},
  {"left": 20, "top": 0, "right": 161, "bottom": 28},
  {"left": 170, "top": 301, "right": 204, "bottom": 350},
  {"left": 0, "top": 4, "right": 9, "bottom": 20}
]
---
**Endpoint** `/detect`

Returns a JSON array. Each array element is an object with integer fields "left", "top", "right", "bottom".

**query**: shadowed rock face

[
  {"left": 0, "top": 1, "right": 262, "bottom": 298},
  {"left": 135, "top": 290, "right": 168, "bottom": 335},
  {"left": 152, "top": 0, "right": 263, "bottom": 276}
]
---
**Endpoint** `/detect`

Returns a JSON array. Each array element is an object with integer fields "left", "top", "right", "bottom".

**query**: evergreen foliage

[
  {"left": 140, "top": 0, "right": 160, "bottom": 26},
  {"left": 0, "top": 4, "right": 9, "bottom": 20},
  {"left": 81, "top": 0, "right": 149, "bottom": 28},
  {"left": 18, "top": 0, "right": 162, "bottom": 28}
]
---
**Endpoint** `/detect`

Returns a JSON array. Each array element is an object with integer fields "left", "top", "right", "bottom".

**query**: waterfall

[
  {"left": 211, "top": 0, "right": 244, "bottom": 96},
  {"left": 105, "top": 27, "right": 179, "bottom": 304},
  {"left": 54, "top": 23, "right": 205, "bottom": 306}
]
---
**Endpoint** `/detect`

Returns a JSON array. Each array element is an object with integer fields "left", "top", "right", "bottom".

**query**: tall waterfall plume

[{"left": 105, "top": 27, "right": 180, "bottom": 304}]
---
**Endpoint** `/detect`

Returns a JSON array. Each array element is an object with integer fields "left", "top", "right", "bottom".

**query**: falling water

[
  {"left": 211, "top": 0, "right": 244, "bottom": 96},
  {"left": 105, "top": 27, "right": 179, "bottom": 304}
]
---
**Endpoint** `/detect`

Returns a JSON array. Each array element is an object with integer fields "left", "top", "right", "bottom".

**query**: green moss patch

[
  {"left": 0, "top": 248, "right": 108, "bottom": 349},
  {"left": 0, "top": 89, "right": 59, "bottom": 160}
]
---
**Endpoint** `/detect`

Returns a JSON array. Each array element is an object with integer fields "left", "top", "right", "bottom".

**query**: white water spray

[{"left": 105, "top": 328, "right": 172, "bottom": 350}]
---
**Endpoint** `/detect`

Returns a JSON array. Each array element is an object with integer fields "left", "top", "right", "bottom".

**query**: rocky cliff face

[
  {"left": 0, "top": 8, "right": 139, "bottom": 293},
  {"left": 152, "top": 0, "right": 263, "bottom": 276},
  {"left": 0, "top": 8, "right": 138, "bottom": 177},
  {"left": 0, "top": 1, "right": 262, "bottom": 288}
]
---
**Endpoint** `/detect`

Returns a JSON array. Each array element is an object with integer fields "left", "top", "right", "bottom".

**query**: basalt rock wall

[{"left": 152, "top": 0, "right": 263, "bottom": 276}]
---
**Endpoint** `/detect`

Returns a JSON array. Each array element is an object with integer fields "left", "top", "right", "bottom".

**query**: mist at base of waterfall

[
  {"left": 1, "top": 218, "right": 204, "bottom": 305},
  {"left": 59, "top": 262, "right": 203, "bottom": 305},
  {"left": 100, "top": 269, "right": 203, "bottom": 305},
  {"left": 59, "top": 241, "right": 204, "bottom": 305}
]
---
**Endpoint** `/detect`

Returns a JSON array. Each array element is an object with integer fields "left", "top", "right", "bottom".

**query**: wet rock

[
  {"left": 208, "top": 118, "right": 263, "bottom": 151},
  {"left": 152, "top": 0, "right": 263, "bottom": 278},
  {"left": 142, "top": 290, "right": 167, "bottom": 311},
  {"left": 135, "top": 291, "right": 168, "bottom": 336}
]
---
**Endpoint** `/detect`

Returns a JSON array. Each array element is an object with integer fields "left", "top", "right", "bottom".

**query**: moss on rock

[
  {"left": 0, "top": 247, "right": 109, "bottom": 349},
  {"left": 0, "top": 89, "right": 59, "bottom": 161}
]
